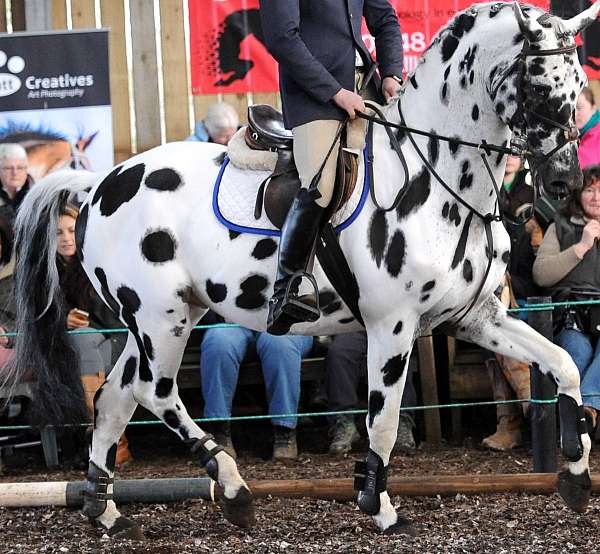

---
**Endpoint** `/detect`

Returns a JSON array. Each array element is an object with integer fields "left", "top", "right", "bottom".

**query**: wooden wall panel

[
  {"left": 590, "top": 80, "right": 600, "bottom": 106},
  {"left": 252, "top": 92, "right": 279, "bottom": 109},
  {"left": 71, "top": 0, "right": 95, "bottom": 29},
  {"left": 159, "top": 0, "right": 190, "bottom": 142},
  {"left": 100, "top": 0, "right": 132, "bottom": 161},
  {"left": 0, "top": 1, "right": 7, "bottom": 32},
  {"left": 11, "top": 0, "right": 26, "bottom": 31},
  {"left": 192, "top": 94, "right": 218, "bottom": 133},
  {"left": 129, "top": 0, "right": 161, "bottom": 151},
  {"left": 51, "top": 0, "right": 67, "bottom": 29},
  {"left": 223, "top": 93, "right": 249, "bottom": 124}
]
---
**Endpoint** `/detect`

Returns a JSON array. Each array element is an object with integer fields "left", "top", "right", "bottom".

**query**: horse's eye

[{"left": 531, "top": 84, "right": 551, "bottom": 98}]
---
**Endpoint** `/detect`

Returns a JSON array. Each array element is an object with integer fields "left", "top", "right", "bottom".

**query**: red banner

[{"left": 189, "top": 0, "right": 594, "bottom": 96}]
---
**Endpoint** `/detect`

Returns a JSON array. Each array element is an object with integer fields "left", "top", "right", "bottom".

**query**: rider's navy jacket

[{"left": 259, "top": 0, "right": 404, "bottom": 129}]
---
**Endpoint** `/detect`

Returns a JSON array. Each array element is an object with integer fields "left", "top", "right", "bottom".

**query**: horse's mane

[
  {"left": 0, "top": 120, "right": 68, "bottom": 143},
  {"left": 407, "top": 2, "right": 547, "bottom": 80}
]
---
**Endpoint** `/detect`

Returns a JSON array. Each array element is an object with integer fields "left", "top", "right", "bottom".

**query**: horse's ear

[
  {"left": 512, "top": 2, "right": 545, "bottom": 42},
  {"left": 560, "top": 0, "right": 600, "bottom": 36}
]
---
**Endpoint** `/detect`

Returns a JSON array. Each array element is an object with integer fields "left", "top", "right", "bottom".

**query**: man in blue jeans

[{"left": 200, "top": 313, "right": 313, "bottom": 459}]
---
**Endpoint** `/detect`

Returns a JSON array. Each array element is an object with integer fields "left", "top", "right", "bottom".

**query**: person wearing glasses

[{"left": 0, "top": 143, "right": 33, "bottom": 225}]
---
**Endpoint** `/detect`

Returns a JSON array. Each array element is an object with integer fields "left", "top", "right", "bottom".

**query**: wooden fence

[{"left": 0, "top": 0, "right": 597, "bottom": 164}]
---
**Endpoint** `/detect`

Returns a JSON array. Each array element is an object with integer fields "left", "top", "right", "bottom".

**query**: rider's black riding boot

[{"left": 267, "top": 187, "right": 326, "bottom": 335}]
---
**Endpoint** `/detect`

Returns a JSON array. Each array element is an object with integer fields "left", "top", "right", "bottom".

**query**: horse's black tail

[{"left": 2, "top": 170, "right": 99, "bottom": 429}]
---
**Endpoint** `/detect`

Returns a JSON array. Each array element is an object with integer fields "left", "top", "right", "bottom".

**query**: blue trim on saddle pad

[{"left": 212, "top": 145, "right": 370, "bottom": 237}]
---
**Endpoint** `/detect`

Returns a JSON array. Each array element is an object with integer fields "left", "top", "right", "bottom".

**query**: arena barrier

[{"left": 2, "top": 473, "right": 600, "bottom": 508}]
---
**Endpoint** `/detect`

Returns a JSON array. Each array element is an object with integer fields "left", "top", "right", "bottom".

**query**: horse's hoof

[
  {"left": 557, "top": 469, "right": 591, "bottom": 513},
  {"left": 220, "top": 486, "right": 255, "bottom": 528},
  {"left": 382, "top": 514, "right": 418, "bottom": 536},
  {"left": 95, "top": 516, "right": 144, "bottom": 540}
]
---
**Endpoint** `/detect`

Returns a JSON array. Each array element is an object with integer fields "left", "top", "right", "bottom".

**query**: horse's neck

[{"left": 377, "top": 5, "right": 521, "bottom": 214}]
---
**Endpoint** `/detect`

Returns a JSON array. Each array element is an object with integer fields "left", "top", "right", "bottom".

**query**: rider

[{"left": 259, "top": 1, "right": 404, "bottom": 335}]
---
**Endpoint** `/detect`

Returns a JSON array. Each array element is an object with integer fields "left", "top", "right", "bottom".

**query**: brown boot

[
  {"left": 273, "top": 426, "right": 298, "bottom": 460},
  {"left": 482, "top": 414, "right": 523, "bottom": 450},
  {"left": 115, "top": 434, "right": 133, "bottom": 467}
]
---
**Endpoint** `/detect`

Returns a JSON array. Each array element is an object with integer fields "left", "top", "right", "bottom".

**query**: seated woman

[
  {"left": 533, "top": 165, "right": 600, "bottom": 434},
  {"left": 56, "top": 204, "right": 132, "bottom": 465}
]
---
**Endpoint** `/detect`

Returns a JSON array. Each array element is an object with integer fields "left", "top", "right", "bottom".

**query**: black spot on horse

[
  {"left": 385, "top": 230, "right": 406, "bottom": 278},
  {"left": 405, "top": 281, "right": 413, "bottom": 290},
  {"left": 145, "top": 168, "right": 182, "bottom": 191},
  {"left": 491, "top": 340, "right": 499, "bottom": 347},
  {"left": 339, "top": 317, "right": 355, "bottom": 324},
  {"left": 368, "top": 390, "right": 385, "bottom": 428},
  {"left": 393, "top": 320, "right": 403, "bottom": 335},
  {"left": 441, "top": 35, "right": 459, "bottom": 62},
  {"left": 171, "top": 325, "right": 184, "bottom": 337},
  {"left": 75, "top": 203, "right": 89, "bottom": 262},
  {"left": 422, "top": 280, "right": 435, "bottom": 292},
  {"left": 449, "top": 203, "right": 461, "bottom": 226},
  {"left": 368, "top": 210, "right": 388, "bottom": 268},
  {"left": 141, "top": 229, "right": 177, "bottom": 263},
  {"left": 117, "top": 286, "right": 141, "bottom": 314},
  {"left": 459, "top": 172, "right": 474, "bottom": 191},
  {"left": 229, "top": 229, "right": 241, "bottom": 240},
  {"left": 409, "top": 74, "right": 418, "bottom": 89},
  {"left": 502, "top": 250, "right": 510, "bottom": 264},
  {"left": 420, "top": 294, "right": 430, "bottom": 303},
  {"left": 444, "top": 65, "right": 452, "bottom": 80},
  {"left": 166, "top": 309, "right": 174, "bottom": 314},
  {"left": 463, "top": 259, "right": 473, "bottom": 283},
  {"left": 428, "top": 134, "right": 439, "bottom": 165},
  {"left": 496, "top": 101, "right": 505, "bottom": 116},
  {"left": 206, "top": 279, "right": 227, "bottom": 303},
  {"left": 251, "top": 238, "right": 277, "bottom": 260},
  {"left": 441, "top": 82, "right": 449, "bottom": 102},
  {"left": 451, "top": 211, "right": 474, "bottom": 269},
  {"left": 155, "top": 377, "right": 174, "bottom": 398},
  {"left": 143, "top": 333, "right": 154, "bottom": 360},
  {"left": 323, "top": 301, "right": 342, "bottom": 315},
  {"left": 381, "top": 352, "right": 409, "bottom": 387},
  {"left": 460, "top": 75, "right": 467, "bottom": 89},
  {"left": 513, "top": 32, "right": 524, "bottom": 45},
  {"left": 235, "top": 274, "right": 269, "bottom": 310},
  {"left": 179, "top": 427, "right": 190, "bottom": 441},
  {"left": 163, "top": 410, "right": 181, "bottom": 429},
  {"left": 106, "top": 443, "right": 118, "bottom": 471},
  {"left": 449, "top": 137, "right": 461, "bottom": 157},
  {"left": 91, "top": 166, "right": 121, "bottom": 206},
  {"left": 121, "top": 356, "right": 137, "bottom": 388},
  {"left": 94, "top": 267, "right": 121, "bottom": 317},
  {"left": 95, "top": 164, "right": 146, "bottom": 217},
  {"left": 472, "top": 104, "right": 479, "bottom": 121},
  {"left": 319, "top": 290, "right": 336, "bottom": 306},
  {"left": 453, "top": 13, "right": 475, "bottom": 37},
  {"left": 442, "top": 201, "right": 450, "bottom": 218},
  {"left": 396, "top": 167, "right": 431, "bottom": 220},
  {"left": 469, "top": 70, "right": 475, "bottom": 85}
]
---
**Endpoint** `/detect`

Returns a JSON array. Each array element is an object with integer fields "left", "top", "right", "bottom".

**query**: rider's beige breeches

[{"left": 292, "top": 119, "right": 341, "bottom": 208}]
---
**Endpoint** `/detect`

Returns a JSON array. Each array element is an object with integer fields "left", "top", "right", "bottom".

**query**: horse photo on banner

[{"left": 0, "top": 29, "right": 113, "bottom": 180}]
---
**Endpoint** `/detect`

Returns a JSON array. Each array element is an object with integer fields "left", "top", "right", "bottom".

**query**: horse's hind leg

[
  {"left": 357, "top": 317, "right": 418, "bottom": 535},
  {"left": 129, "top": 310, "right": 254, "bottom": 529},
  {"left": 83, "top": 333, "right": 144, "bottom": 539},
  {"left": 456, "top": 295, "right": 592, "bottom": 513}
]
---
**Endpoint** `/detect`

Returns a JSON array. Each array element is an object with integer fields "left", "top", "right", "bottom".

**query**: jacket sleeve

[
  {"left": 363, "top": 0, "right": 404, "bottom": 79},
  {"left": 258, "top": 0, "right": 342, "bottom": 104},
  {"left": 532, "top": 224, "right": 582, "bottom": 288}
]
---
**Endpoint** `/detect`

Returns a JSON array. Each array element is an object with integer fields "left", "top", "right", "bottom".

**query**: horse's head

[{"left": 491, "top": 1, "right": 600, "bottom": 198}]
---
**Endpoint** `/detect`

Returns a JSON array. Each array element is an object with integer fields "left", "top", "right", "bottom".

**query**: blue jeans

[
  {"left": 200, "top": 327, "right": 313, "bottom": 428},
  {"left": 557, "top": 328, "right": 600, "bottom": 412}
]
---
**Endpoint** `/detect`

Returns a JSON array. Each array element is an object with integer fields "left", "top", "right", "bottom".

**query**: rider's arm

[
  {"left": 258, "top": 0, "right": 342, "bottom": 104},
  {"left": 363, "top": 0, "right": 404, "bottom": 80},
  {"left": 532, "top": 224, "right": 582, "bottom": 288}
]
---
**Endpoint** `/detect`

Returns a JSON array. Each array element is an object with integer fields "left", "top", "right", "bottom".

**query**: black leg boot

[{"left": 267, "top": 187, "right": 326, "bottom": 335}]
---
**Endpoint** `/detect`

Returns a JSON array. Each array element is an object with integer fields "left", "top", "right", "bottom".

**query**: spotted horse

[{"left": 7, "top": 1, "right": 600, "bottom": 540}]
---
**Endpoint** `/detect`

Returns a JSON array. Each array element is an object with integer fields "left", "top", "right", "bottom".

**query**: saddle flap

[{"left": 247, "top": 104, "right": 293, "bottom": 151}]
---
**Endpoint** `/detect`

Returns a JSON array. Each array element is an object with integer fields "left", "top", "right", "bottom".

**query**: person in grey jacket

[{"left": 259, "top": 0, "right": 404, "bottom": 334}]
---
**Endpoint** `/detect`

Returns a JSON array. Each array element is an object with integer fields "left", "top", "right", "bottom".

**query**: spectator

[
  {"left": 0, "top": 216, "right": 15, "bottom": 367},
  {"left": 482, "top": 156, "right": 540, "bottom": 451},
  {"left": 0, "top": 143, "right": 33, "bottom": 225},
  {"left": 199, "top": 311, "right": 313, "bottom": 459},
  {"left": 56, "top": 203, "right": 132, "bottom": 466},
  {"left": 576, "top": 87, "right": 600, "bottom": 169},
  {"left": 186, "top": 102, "right": 239, "bottom": 146},
  {"left": 533, "top": 165, "right": 600, "bottom": 435},
  {"left": 326, "top": 331, "right": 417, "bottom": 455}
]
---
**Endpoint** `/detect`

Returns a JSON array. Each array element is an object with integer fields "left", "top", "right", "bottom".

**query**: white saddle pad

[{"left": 213, "top": 151, "right": 368, "bottom": 236}]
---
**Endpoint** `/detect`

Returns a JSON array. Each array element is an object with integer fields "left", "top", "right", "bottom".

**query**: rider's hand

[
  {"left": 382, "top": 76, "right": 402, "bottom": 101},
  {"left": 332, "top": 88, "right": 366, "bottom": 119},
  {"left": 575, "top": 220, "right": 600, "bottom": 258},
  {"left": 67, "top": 308, "right": 90, "bottom": 330}
]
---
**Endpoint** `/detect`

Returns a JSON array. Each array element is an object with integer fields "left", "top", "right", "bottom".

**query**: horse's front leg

[
  {"left": 456, "top": 295, "right": 592, "bottom": 513},
  {"left": 356, "top": 318, "right": 417, "bottom": 535}
]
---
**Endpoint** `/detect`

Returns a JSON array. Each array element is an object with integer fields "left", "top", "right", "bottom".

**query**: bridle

[{"left": 352, "top": 26, "right": 581, "bottom": 324}]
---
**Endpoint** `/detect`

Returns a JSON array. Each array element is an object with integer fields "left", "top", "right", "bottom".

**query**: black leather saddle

[{"left": 245, "top": 104, "right": 358, "bottom": 229}]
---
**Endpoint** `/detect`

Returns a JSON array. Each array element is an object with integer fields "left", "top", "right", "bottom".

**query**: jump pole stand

[{"left": 527, "top": 296, "right": 557, "bottom": 473}]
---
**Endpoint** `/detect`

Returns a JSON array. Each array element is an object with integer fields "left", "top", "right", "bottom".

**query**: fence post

[{"left": 527, "top": 296, "right": 557, "bottom": 473}]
